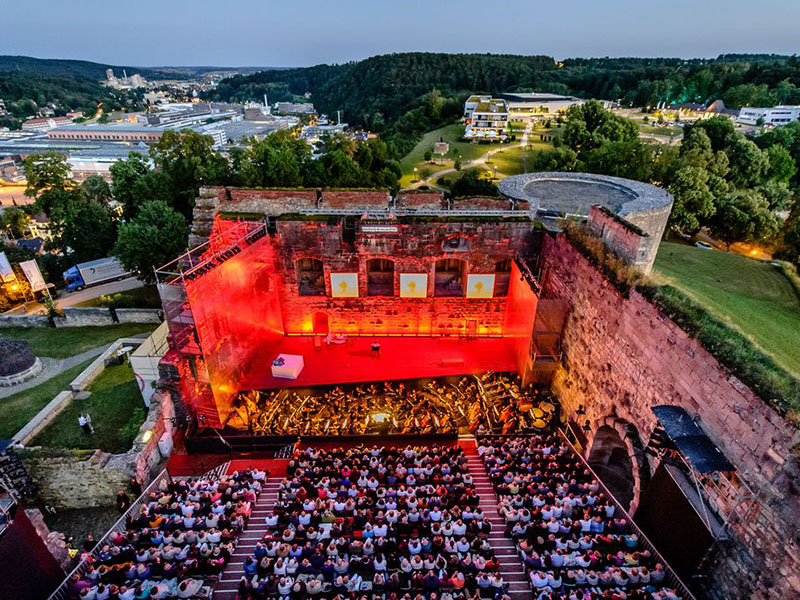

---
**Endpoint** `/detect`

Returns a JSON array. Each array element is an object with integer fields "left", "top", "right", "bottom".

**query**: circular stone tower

[{"left": 0, "top": 338, "right": 43, "bottom": 388}]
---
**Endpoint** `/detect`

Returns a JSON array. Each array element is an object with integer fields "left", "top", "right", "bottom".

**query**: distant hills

[{"left": 0, "top": 56, "right": 287, "bottom": 80}]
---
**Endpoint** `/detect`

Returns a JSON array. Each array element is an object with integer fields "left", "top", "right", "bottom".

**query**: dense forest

[
  {"left": 0, "top": 55, "right": 176, "bottom": 80},
  {"left": 0, "top": 71, "right": 144, "bottom": 126},
  {"left": 209, "top": 52, "right": 800, "bottom": 156}
]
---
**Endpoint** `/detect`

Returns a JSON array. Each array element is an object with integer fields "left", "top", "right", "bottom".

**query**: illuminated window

[
  {"left": 367, "top": 258, "right": 394, "bottom": 296},
  {"left": 434, "top": 258, "right": 466, "bottom": 297},
  {"left": 296, "top": 258, "right": 325, "bottom": 296},
  {"left": 494, "top": 258, "right": 512, "bottom": 296}
]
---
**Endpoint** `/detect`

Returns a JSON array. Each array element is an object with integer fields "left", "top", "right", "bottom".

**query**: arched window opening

[
  {"left": 434, "top": 258, "right": 466, "bottom": 297},
  {"left": 494, "top": 258, "right": 512, "bottom": 297},
  {"left": 297, "top": 258, "right": 325, "bottom": 296},
  {"left": 367, "top": 258, "right": 394, "bottom": 296}
]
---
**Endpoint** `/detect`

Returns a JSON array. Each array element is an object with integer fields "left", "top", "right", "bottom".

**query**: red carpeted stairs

[
  {"left": 212, "top": 460, "right": 288, "bottom": 598},
  {"left": 459, "top": 436, "right": 531, "bottom": 599}
]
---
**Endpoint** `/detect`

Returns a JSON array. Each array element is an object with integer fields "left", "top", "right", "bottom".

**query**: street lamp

[{"left": 413, "top": 167, "right": 418, "bottom": 182}]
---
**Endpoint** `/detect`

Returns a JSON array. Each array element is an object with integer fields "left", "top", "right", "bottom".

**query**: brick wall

[
  {"left": 396, "top": 191, "right": 445, "bottom": 210},
  {"left": 587, "top": 205, "right": 653, "bottom": 272},
  {"left": 541, "top": 233, "right": 800, "bottom": 600},
  {"left": 451, "top": 197, "right": 515, "bottom": 211},
  {"left": 271, "top": 219, "right": 535, "bottom": 335},
  {"left": 320, "top": 190, "right": 390, "bottom": 209}
]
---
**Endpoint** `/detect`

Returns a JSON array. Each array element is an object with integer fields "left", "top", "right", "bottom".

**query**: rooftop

[{"left": 498, "top": 172, "right": 673, "bottom": 218}]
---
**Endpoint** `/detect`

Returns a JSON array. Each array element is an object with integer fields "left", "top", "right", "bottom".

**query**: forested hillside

[
  {"left": 209, "top": 52, "right": 800, "bottom": 156},
  {"left": 0, "top": 55, "right": 175, "bottom": 80}
]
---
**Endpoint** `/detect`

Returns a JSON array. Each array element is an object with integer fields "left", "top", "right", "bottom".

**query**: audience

[
  {"left": 478, "top": 435, "right": 682, "bottom": 600},
  {"left": 236, "top": 444, "right": 511, "bottom": 600},
  {"left": 66, "top": 468, "right": 267, "bottom": 600}
]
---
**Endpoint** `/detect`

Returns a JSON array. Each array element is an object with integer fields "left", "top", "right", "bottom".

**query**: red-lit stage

[{"left": 238, "top": 335, "right": 518, "bottom": 391}]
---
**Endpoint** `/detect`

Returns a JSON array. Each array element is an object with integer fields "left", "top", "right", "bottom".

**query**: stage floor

[{"left": 238, "top": 335, "right": 518, "bottom": 391}]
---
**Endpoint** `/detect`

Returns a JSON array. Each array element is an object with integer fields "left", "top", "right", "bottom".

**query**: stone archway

[{"left": 586, "top": 417, "right": 649, "bottom": 513}]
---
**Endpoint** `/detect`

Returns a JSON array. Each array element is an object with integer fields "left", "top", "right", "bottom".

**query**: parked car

[{"left": 694, "top": 241, "right": 713, "bottom": 250}]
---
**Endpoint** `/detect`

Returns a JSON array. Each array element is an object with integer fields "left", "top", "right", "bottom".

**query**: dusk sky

[{"left": 2, "top": 0, "right": 799, "bottom": 67}]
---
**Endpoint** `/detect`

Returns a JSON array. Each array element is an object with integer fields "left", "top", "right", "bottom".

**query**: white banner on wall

[
  {"left": 466, "top": 274, "right": 496, "bottom": 299},
  {"left": 19, "top": 259, "right": 47, "bottom": 292},
  {"left": 0, "top": 252, "right": 16, "bottom": 283},
  {"left": 400, "top": 273, "right": 428, "bottom": 298},
  {"left": 330, "top": 273, "right": 359, "bottom": 298}
]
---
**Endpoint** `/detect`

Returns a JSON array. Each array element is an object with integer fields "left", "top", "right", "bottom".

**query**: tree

[
  {"left": 150, "top": 130, "right": 230, "bottom": 219},
  {"left": 110, "top": 152, "right": 153, "bottom": 219},
  {"left": 423, "top": 150, "right": 433, "bottom": 162},
  {"left": 764, "top": 144, "right": 797, "bottom": 184},
  {"left": 710, "top": 190, "right": 779, "bottom": 248},
  {"left": 56, "top": 200, "right": 117, "bottom": 264},
  {"left": 667, "top": 166, "right": 716, "bottom": 234},
  {"left": 758, "top": 180, "right": 794, "bottom": 212},
  {"left": 80, "top": 175, "right": 112, "bottom": 205},
  {"left": 561, "top": 100, "right": 638, "bottom": 156},
  {"left": 781, "top": 215, "right": 800, "bottom": 267},
  {"left": 114, "top": 201, "right": 189, "bottom": 284},
  {"left": 724, "top": 133, "right": 769, "bottom": 189},
  {"left": 686, "top": 117, "right": 735, "bottom": 152},
  {"left": 450, "top": 169, "right": 498, "bottom": 198},
  {"left": 583, "top": 141, "right": 654, "bottom": 181},
  {"left": 22, "top": 152, "right": 76, "bottom": 217},
  {"left": 454, "top": 159, "right": 462, "bottom": 171},
  {"left": 0, "top": 207, "right": 30, "bottom": 238},
  {"left": 529, "top": 147, "right": 579, "bottom": 172}
]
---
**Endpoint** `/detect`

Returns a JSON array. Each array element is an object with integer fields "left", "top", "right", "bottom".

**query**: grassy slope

[
  {"left": 0, "top": 323, "right": 156, "bottom": 358},
  {"left": 654, "top": 242, "right": 800, "bottom": 377},
  {"left": 399, "top": 123, "right": 509, "bottom": 173},
  {"left": 0, "top": 360, "right": 93, "bottom": 439},
  {"left": 31, "top": 363, "right": 146, "bottom": 453}
]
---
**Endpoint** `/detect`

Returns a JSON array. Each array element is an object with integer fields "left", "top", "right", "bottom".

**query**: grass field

[
  {"left": 75, "top": 285, "right": 161, "bottom": 309},
  {"left": 31, "top": 362, "right": 147, "bottom": 453},
  {"left": 0, "top": 360, "right": 93, "bottom": 439},
  {"left": 654, "top": 242, "right": 800, "bottom": 377},
  {"left": 0, "top": 323, "right": 156, "bottom": 358}
]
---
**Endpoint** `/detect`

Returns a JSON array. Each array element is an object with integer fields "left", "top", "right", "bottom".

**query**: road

[{"left": 7, "top": 276, "right": 145, "bottom": 315}]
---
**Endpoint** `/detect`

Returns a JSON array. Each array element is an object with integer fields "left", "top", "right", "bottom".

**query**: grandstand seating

[
  {"left": 477, "top": 435, "right": 683, "bottom": 599},
  {"left": 63, "top": 468, "right": 267, "bottom": 600}
]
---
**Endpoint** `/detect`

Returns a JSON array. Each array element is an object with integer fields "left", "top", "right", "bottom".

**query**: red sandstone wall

[
  {"left": 541, "top": 233, "right": 800, "bottom": 600},
  {"left": 451, "top": 197, "right": 514, "bottom": 211},
  {"left": 320, "top": 190, "right": 390, "bottom": 208},
  {"left": 396, "top": 191, "right": 445, "bottom": 210},
  {"left": 587, "top": 205, "right": 647, "bottom": 263}
]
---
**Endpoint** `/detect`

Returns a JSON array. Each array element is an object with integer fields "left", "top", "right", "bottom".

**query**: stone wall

[
  {"left": 272, "top": 219, "right": 536, "bottom": 335},
  {"left": 23, "top": 450, "right": 134, "bottom": 509},
  {"left": 115, "top": 308, "right": 163, "bottom": 324},
  {"left": 396, "top": 191, "right": 445, "bottom": 210},
  {"left": 587, "top": 205, "right": 655, "bottom": 274},
  {"left": 55, "top": 307, "right": 115, "bottom": 327},
  {"left": 541, "top": 233, "right": 800, "bottom": 600},
  {"left": 0, "top": 314, "right": 50, "bottom": 328}
]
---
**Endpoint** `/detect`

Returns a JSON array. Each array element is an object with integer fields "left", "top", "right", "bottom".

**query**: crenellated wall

[{"left": 541, "top": 233, "right": 800, "bottom": 600}]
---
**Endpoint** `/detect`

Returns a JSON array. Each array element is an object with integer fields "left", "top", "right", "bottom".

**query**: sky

[{"left": 2, "top": 0, "right": 799, "bottom": 67}]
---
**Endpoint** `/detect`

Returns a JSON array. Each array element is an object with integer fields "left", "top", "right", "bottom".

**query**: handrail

[
  {"left": 48, "top": 468, "right": 172, "bottom": 600},
  {"left": 556, "top": 429, "right": 696, "bottom": 600}
]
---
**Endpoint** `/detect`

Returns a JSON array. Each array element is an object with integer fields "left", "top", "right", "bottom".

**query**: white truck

[{"left": 63, "top": 257, "right": 131, "bottom": 291}]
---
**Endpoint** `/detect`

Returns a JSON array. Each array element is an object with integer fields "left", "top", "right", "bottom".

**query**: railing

[
  {"left": 557, "top": 429, "right": 696, "bottom": 600},
  {"left": 48, "top": 468, "right": 172, "bottom": 600}
]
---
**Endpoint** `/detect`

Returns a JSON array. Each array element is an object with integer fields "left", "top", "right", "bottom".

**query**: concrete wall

[
  {"left": 541, "top": 233, "right": 800, "bottom": 600},
  {"left": 13, "top": 391, "right": 74, "bottom": 445}
]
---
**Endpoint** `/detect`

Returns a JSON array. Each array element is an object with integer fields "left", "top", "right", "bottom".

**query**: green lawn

[
  {"left": 488, "top": 138, "right": 554, "bottom": 176},
  {"left": 640, "top": 124, "right": 682, "bottom": 137},
  {"left": 399, "top": 123, "right": 512, "bottom": 180},
  {"left": 31, "top": 362, "right": 147, "bottom": 453},
  {"left": 0, "top": 323, "right": 157, "bottom": 358},
  {"left": 75, "top": 285, "right": 162, "bottom": 309},
  {"left": 654, "top": 242, "right": 800, "bottom": 377},
  {"left": 0, "top": 360, "right": 93, "bottom": 439}
]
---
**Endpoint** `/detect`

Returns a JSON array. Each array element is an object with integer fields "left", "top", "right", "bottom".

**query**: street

[{"left": 6, "top": 276, "right": 145, "bottom": 315}]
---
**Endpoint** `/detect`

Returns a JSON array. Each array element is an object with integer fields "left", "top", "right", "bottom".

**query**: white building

[
  {"left": 463, "top": 98, "right": 509, "bottom": 140},
  {"left": 737, "top": 105, "right": 800, "bottom": 126},
  {"left": 500, "top": 92, "right": 584, "bottom": 123}
]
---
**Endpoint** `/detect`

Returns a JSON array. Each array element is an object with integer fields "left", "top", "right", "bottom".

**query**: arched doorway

[
  {"left": 434, "top": 258, "right": 466, "bottom": 297},
  {"left": 587, "top": 425, "right": 636, "bottom": 510}
]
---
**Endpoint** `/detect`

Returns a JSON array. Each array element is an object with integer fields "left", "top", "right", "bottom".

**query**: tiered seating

[
  {"left": 236, "top": 445, "right": 509, "bottom": 599},
  {"left": 65, "top": 468, "right": 267, "bottom": 600},
  {"left": 478, "top": 436, "right": 682, "bottom": 600}
]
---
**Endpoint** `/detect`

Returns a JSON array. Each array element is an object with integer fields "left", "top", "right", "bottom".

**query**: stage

[{"left": 237, "top": 335, "right": 518, "bottom": 392}]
